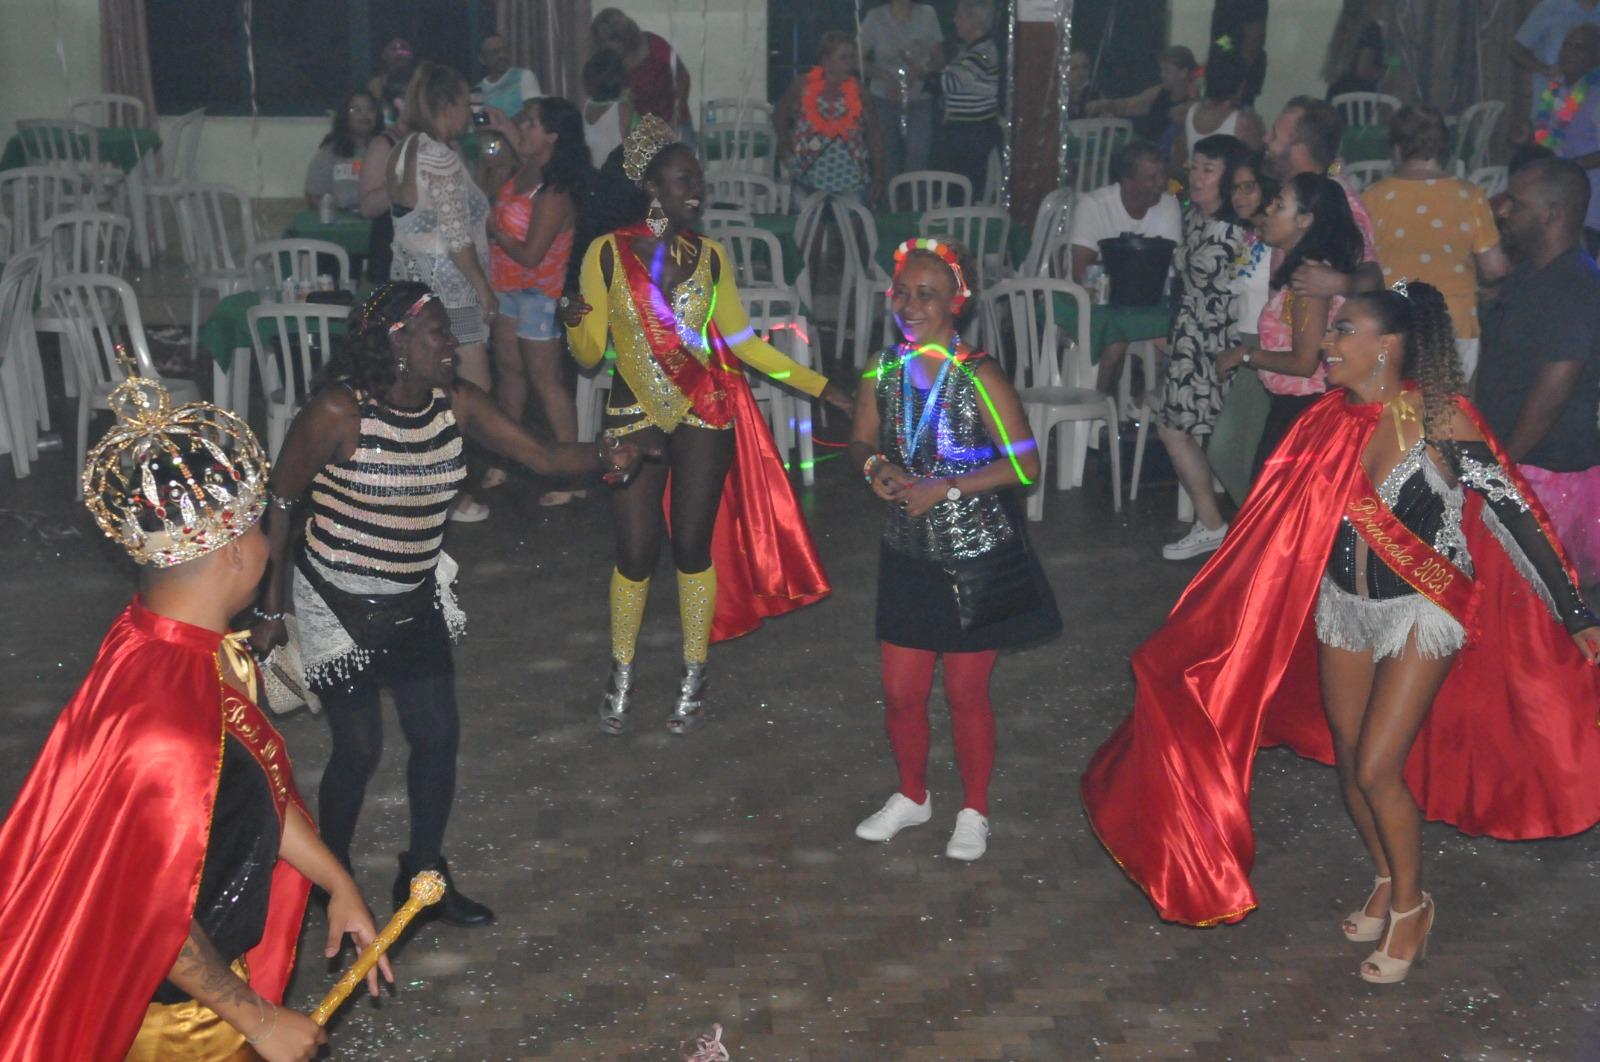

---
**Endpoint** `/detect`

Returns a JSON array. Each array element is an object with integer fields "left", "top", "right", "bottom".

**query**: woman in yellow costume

[{"left": 564, "top": 116, "right": 852, "bottom": 735}]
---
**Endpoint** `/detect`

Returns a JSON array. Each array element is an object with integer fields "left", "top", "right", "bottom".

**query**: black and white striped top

[
  {"left": 940, "top": 38, "right": 1001, "bottom": 123},
  {"left": 305, "top": 389, "right": 466, "bottom": 586}
]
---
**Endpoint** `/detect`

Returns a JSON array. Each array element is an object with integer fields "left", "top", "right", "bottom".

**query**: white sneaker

[
  {"left": 1161, "top": 520, "right": 1228, "bottom": 561},
  {"left": 945, "top": 808, "right": 989, "bottom": 861},
  {"left": 448, "top": 498, "right": 491, "bottom": 523},
  {"left": 854, "top": 793, "right": 932, "bottom": 842}
]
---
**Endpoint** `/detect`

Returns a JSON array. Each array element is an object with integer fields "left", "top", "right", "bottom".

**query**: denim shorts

[{"left": 498, "top": 289, "right": 560, "bottom": 341}]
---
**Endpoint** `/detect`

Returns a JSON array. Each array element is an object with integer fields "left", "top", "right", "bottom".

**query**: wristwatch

[
  {"left": 1241, "top": 348, "right": 1254, "bottom": 366},
  {"left": 944, "top": 481, "right": 963, "bottom": 503}
]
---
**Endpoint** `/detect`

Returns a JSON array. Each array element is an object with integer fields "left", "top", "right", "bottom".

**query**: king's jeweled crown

[{"left": 82, "top": 366, "right": 269, "bottom": 568}]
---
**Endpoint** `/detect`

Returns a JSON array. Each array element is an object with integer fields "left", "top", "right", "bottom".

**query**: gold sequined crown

[
  {"left": 622, "top": 114, "right": 679, "bottom": 184},
  {"left": 82, "top": 371, "right": 269, "bottom": 568}
]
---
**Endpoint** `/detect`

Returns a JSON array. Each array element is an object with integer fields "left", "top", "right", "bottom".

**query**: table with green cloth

[
  {"left": 1340, "top": 124, "right": 1473, "bottom": 167},
  {"left": 199, "top": 290, "right": 354, "bottom": 414},
  {"left": 1049, "top": 297, "right": 1172, "bottom": 364},
  {"left": 702, "top": 130, "right": 774, "bottom": 164},
  {"left": 284, "top": 210, "right": 373, "bottom": 257},
  {"left": 0, "top": 126, "right": 160, "bottom": 172}
]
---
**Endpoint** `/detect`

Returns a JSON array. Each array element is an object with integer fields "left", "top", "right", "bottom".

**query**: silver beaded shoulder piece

[{"left": 1456, "top": 453, "right": 1530, "bottom": 512}]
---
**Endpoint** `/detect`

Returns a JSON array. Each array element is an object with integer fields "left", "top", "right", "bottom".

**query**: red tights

[{"left": 880, "top": 643, "right": 999, "bottom": 814}]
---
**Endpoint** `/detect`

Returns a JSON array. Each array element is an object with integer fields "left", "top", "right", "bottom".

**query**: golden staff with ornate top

[{"left": 310, "top": 870, "right": 445, "bottom": 1026}]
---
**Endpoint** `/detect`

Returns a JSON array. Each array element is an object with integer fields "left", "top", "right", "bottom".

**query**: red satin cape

[
  {"left": 0, "top": 601, "right": 311, "bottom": 1060},
  {"left": 614, "top": 225, "right": 832, "bottom": 642},
  {"left": 1080, "top": 392, "right": 1600, "bottom": 927}
]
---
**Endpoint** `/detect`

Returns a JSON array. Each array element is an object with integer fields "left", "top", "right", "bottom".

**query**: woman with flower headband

[
  {"left": 562, "top": 115, "right": 853, "bottom": 735},
  {"left": 774, "top": 31, "right": 885, "bottom": 202},
  {"left": 1084, "top": 280, "right": 1600, "bottom": 983},
  {"left": 0, "top": 374, "right": 393, "bottom": 1059},
  {"left": 250, "top": 282, "right": 647, "bottom": 928},
  {"left": 847, "top": 237, "right": 1060, "bottom": 862}
]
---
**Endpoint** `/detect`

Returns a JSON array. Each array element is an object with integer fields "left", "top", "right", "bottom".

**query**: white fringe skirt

[{"left": 1313, "top": 576, "right": 1466, "bottom": 661}]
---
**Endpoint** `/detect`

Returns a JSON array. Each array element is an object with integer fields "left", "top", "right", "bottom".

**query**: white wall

[
  {"left": 1169, "top": 0, "right": 1342, "bottom": 121},
  {"left": 3, "top": 0, "right": 770, "bottom": 199}
]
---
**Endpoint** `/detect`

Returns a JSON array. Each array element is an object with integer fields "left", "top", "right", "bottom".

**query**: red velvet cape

[
  {"left": 1081, "top": 391, "right": 1600, "bottom": 927},
  {"left": 615, "top": 225, "right": 832, "bottom": 642},
  {"left": 0, "top": 602, "right": 311, "bottom": 1060}
]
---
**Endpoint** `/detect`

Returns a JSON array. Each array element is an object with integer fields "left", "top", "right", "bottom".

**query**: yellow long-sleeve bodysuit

[{"left": 567, "top": 233, "right": 829, "bottom": 434}]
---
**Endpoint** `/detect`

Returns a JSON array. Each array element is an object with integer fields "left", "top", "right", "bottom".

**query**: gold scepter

[{"left": 310, "top": 870, "right": 445, "bottom": 1026}]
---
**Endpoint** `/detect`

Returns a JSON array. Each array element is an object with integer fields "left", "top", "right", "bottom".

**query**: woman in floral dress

[
  {"left": 1156, "top": 133, "right": 1253, "bottom": 561},
  {"left": 775, "top": 32, "right": 885, "bottom": 202}
]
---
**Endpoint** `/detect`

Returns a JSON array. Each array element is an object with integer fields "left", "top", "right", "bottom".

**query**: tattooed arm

[{"left": 166, "top": 921, "right": 327, "bottom": 1062}]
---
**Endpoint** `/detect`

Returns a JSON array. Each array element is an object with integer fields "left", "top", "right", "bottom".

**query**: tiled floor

[{"left": 5, "top": 309, "right": 1600, "bottom": 1060}]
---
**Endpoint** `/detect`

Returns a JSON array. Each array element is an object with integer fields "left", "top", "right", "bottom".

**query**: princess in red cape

[
  {"left": 1081, "top": 281, "right": 1600, "bottom": 984},
  {"left": 564, "top": 115, "right": 852, "bottom": 735}
]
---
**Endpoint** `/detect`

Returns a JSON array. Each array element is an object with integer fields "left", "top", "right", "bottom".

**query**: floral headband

[
  {"left": 892, "top": 237, "right": 972, "bottom": 311},
  {"left": 355, "top": 284, "right": 438, "bottom": 337}
]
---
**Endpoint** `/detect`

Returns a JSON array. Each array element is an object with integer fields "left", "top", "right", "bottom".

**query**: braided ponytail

[{"left": 1350, "top": 280, "right": 1463, "bottom": 460}]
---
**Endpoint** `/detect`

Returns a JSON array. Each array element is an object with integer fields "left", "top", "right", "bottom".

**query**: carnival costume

[
  {"left": 1082, "top": 388, "right": 1600, "bottom": 927},
  {"left": 566, "top": 117, "right": 831, "bottom": 715},
  {"left": 0, "top": 376, "right": 312, "bottom": 1059}
]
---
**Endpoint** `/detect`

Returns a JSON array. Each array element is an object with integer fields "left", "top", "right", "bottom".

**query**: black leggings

[
  {"left": 607, "top": 400, "right": 736, "bottom": 579},
  {"left": 316, "top": 611, "right": 458, "bottom": 867}
]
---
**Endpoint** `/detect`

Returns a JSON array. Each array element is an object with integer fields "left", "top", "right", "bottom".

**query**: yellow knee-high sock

[
  {"left": 609, "top": 569, "right": 650, "bottom": 664},
  {"left": 676, "top": 566, "right": 717, "bottom": 665}
]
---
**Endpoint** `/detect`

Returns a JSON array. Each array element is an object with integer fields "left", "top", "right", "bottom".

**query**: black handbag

[
  {"left": 945, "top": 534, "right": 1044, "bottom": 632},
  {"left": 295, "top": 549, "right": 437, "bottom": 651}
]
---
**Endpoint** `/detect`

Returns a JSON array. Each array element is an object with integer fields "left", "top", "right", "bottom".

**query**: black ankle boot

[{"left": 394, "top": 852, "right": 494, "bottom": 927}]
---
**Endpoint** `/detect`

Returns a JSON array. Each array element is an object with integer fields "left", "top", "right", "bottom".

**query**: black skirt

[{"left": 876, "top": 537, "right": 1062, "bottom": 653}]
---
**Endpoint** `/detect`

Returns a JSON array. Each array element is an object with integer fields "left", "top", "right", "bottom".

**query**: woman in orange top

[
  {"left": 1362, "top": 105, "right": 1508, "bottom": 384},
  {"left": 487, "top": 98, "right": 585, "bottom": 504}
]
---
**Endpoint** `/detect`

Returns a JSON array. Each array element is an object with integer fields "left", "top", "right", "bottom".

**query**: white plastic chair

[
  {"left": 247, "top": 238, "right": 352, "bottom": 293},
  {"left": 46, "top": 272, "right": 201, "bottom": 495},
  {"left": 0, "top": 245, "right": 50, "bottom": 475},
  {"left": 714, "top": 226, "right": 788, "bottom": 289},
  {"left": 14, "top": 119, "right": 97, "bottom": 167},
  {"left": 36, "top": 211, "right": 133, "bottom": 353},
  {"left": 1022, "top": 187, "right": 1074, "bottom": 277},
  {"left": 828, "top": 195, "right": 895, "bottom": 372},
  {"left": 1468, "top": 165, "right": 1508, "bottom": 198},
  {"left": 987, "top": 277, "right": 1120, "bottom": 519},
  {"left": 177, "top": 183, "right": 255, "bottom": 357},
  {"left": 1341, "top": 159, "right": 1393, "bottom": 193},
  {"left": 1064, "top": 118, "right": 1132, "bottom": 193},
  {"left": 135, "top": 107, "right": 205, "bottom": 266},
  {"left": 1452, "top": 101, "right": 1505, "bottom": 173},
  {"left": 919, "top": 206, "right": 1013, "bottom": 294},
  {"left": 0, "top": 166, "right": 92, "bottom": 255},
  {"left": 70, "top": 94, "right": 148, "bottom": 129},
  {"left": 700, "top": 124, "right": 775, "bottom": 176},
  {"left": 743, "top": 285, "right": 817, "bottom": 484},
  {"left": 704, "top": 171, "right": 791, "bottom": 214},
  {"left": 888, "top": 170, "right": 973, "bottom": 212},
  {"left": 789, "top": 189, "right": 834, "bottom": 313},
  {"left": 702, "top": 207, "right": 755, "bottom": 232},
  {"left": 981, "top": 148, "right": 1004, "bottom": 206},
  {"left": 247, "top": 303, "right": 348, "bottom": 457},
  {"left": 1331, "top": 92, "right": 1402, "bottom": 128},
  {"left": 702, "top": 98, "right": 774, "bottom": 131}
]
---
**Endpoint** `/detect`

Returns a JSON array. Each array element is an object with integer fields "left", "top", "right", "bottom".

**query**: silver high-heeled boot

[
  {"left": 599, "top": 659, "right": 634, "bottom": 734},
  {"left": 666, "top": 661, "right": 708, "bottom": 734}
]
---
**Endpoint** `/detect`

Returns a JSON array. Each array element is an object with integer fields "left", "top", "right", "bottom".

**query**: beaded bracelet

[
  {"left": 252, "top": 607, "right": 287, "bottom": 624},
  {"left": 863, "top": 453, "right": 887, "bottom": 484}
]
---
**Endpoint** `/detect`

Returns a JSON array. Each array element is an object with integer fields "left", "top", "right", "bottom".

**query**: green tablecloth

[
  {"left": 702, "top": 130, "right": 774, "bottom": 163},
  {"left": 198, "top": 291, "right": 353, "bottom": 373},
  {"left": 0, "top": 126, "right": 160, "bottom": 173},
  {"left": 284, "top": 210, "right": 372, "bottom": 257},
  {"left": 1341, "top": 124, "right": 1472, "bottom": 166},
  {"left": 1049, "top": 297, "right": 1172, "bottom": 364}
]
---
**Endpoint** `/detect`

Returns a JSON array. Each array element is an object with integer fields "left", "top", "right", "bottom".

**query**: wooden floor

[{"left": 4, "top": 343, "right": 1600, "bottom": 1060}]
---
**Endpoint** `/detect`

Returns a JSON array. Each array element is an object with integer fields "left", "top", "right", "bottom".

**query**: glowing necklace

[
  {"left": 1534, "top": 70, "right": 1600, "bottom": 150},
  {"left": 898, "top": 342, "right": 957, "bottom": 461}
]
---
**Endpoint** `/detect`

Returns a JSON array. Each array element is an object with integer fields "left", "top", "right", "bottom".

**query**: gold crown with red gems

[{"left": 82, "top": 365, "right": 269, "bottom": 568}]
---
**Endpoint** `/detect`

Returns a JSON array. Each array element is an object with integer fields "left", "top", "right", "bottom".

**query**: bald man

[{"left": 1480, "top": 156, "right": 1600, "bottom": 586}]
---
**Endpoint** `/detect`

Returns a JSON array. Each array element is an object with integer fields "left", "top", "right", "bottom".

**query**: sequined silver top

[
  {"left": 1328, "top": 439, "right": 1471, "bottom": 598},
  {"left": 876, "top": 349, "right": 1017, "bottom": 562}
]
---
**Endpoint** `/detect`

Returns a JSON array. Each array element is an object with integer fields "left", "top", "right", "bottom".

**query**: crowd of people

[{"left": 7, "top": 1, "right": 1600, "bottom": 1056}]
